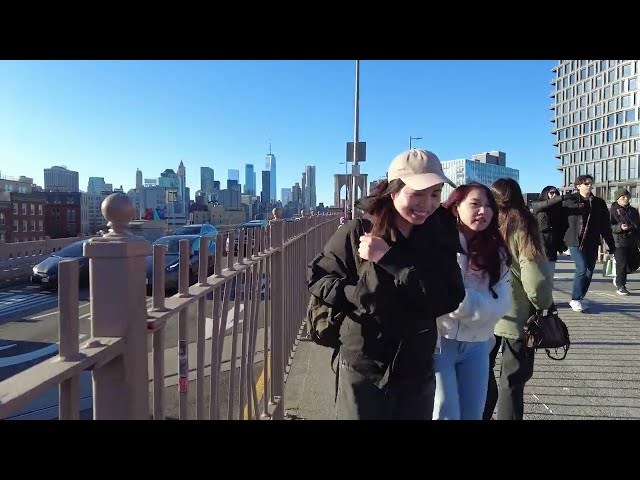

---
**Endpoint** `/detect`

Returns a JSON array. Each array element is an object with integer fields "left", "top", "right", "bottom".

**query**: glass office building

[{"left": 551, "top": 60, "right": 640, "bottom": 202}]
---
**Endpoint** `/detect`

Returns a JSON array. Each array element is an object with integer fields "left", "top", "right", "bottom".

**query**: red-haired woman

[{"left": 433, "top": 183, "right": 512, "bottom": 420}]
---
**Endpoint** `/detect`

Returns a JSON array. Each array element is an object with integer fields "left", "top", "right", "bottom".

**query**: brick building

[
  {"left": 0, "top": 191, "right": 47, "bottom": 243},
  {"left": 44, "top": 192, "right": 82, "bottom": 239}
]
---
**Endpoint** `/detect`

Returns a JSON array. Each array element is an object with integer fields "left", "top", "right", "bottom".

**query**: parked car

[
  {"left": 225, "top": 220, "right": 267, "bottom": 257},
  {"left": 174, "top": 224, "right": 218, "bottom": 237},
  {"left": 30, "top": 239, "right": 91, "bottom": 290},
  {"left": 145, "top": 235, "right": 216, "bottom": 294}
]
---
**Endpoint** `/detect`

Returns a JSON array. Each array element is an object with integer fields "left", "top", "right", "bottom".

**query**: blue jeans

[
  {"left": 569, "top": 246, "right": 598, "bottom": 301},
  {"left": 433, "top": 337, "right": 494, "bottom": 420}
]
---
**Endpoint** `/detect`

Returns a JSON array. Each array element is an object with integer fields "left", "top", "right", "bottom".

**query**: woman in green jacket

[{"left": 483, "top": 178, "right": 553, "bottom": 420}]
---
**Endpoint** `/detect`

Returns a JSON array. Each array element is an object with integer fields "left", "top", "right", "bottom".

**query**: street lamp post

[
  {"left": 409, "top": 136, "right": 422, "bottom": 149},
  {"left": 339, "top": 161, "right": 348, "bottom": 217},
  {"left": 351, "top": 60, "right": 360, "bottom": 219}
]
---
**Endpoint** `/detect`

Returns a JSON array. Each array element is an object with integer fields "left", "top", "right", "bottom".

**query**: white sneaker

[{"left": 569, "top": 300, "right": 584, "bottom": 312}]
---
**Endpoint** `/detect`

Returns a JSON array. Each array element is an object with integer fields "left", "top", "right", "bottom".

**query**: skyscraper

[
  {"left": 136, "top": 169, "right": 143, "bottom": 192},
  {"left": 228, "top": 169, "right": 240, "bottom": 182},
  {"left": 261, "top": 170, "right": 271, "bottom": 204},
  {"left": 304, "top": 165, "right": 316, "bottom": 209},
  {"left": 266, "top": 142, "right": 277, "bottom": 202},
  {"left": 44, "top": 166, "right": 79, "bottom": 192},
  {"left": 551, "top": 60, "right": 640, "bottom": 201},
  {"left": 281, "top": 188, "right": 292, "bottom": 204},
  {"left": 244, "top": 164, "right": 256, "bottom": 196},
  {"left": 87, "top": 177, "right": 106, "bottom": 194},
  {"left": 200, "top": 167, "right": 215, "bottom": 193},
  {"left": 177, "top": 160, "right": 187, "bottom": 215}
]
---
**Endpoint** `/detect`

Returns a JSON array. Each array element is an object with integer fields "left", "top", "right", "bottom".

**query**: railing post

[
  {"left": 269, "top": 215, "right": 285, "bottom": 420},
  {"left": 84, "top": 193, "right": 151, "bottom": 420}
]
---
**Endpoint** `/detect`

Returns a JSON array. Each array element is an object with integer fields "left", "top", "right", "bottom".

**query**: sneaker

[
  {"left": 569, "top": 300, "right": 584, "bottom": 312},
  {"left": 617, "top": 286, "right": 630, "bottom": 296}
]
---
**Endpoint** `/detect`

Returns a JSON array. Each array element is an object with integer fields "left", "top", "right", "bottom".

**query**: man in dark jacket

[
  {"left": 531, "top": 185, "right": 568, "bottom": 281},
  {"left": 610, "top": 188, "right": 640, "bottom": 295},
  {"left": 561, "top": 175, "right": 616, "bottom": 312}
]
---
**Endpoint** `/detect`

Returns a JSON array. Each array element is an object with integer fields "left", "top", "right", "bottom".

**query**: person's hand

[
  {"left": 358, "top": 233, "right": 390, "bottom": 263},
  {"left": 621, "top": 223, "right": 630, "bottom": 231}
]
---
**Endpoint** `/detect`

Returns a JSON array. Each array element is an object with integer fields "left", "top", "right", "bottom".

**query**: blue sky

[{"left": 0, "top": 60, "right": 561, "bottom": 204}]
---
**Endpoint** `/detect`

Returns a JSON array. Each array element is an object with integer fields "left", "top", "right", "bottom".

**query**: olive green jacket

[{"left": 494, "top": 230, "right": 554, "bottom": 340}]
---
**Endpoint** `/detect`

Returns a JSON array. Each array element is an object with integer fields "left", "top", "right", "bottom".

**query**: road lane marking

[
  {"left": 0, "top": 334, "right": 90, "bottom": 367},
  {"left": 0, "top": 344, "right": 17, "bottom": 352},
  {"left": 204, "top": 305, "right": 244, "bottom": 339}
]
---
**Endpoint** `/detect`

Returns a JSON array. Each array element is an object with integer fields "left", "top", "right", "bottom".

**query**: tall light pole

[
  {"left": 409, "top": 136, "right": 422, "bottom": 149},
  {"left": 351, "top": 60, "right": 360, "bottom": 219}
]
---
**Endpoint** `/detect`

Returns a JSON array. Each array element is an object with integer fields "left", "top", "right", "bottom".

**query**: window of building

[
  {"left": 602, "top": 146, "right": 609, "bottom": 158},
  {"left": 623, "top": 141, "right": 629, "bottom": 154},
  {"left": 569, "top": 100, "right": 576, "bottom": 111},
  {"left": 607, "top": 99, "right": 616, "bottom": 112},
  {"left": 607, "top": 130, "right": 615, "bottom": 142},
  {"left": 616, "top": 112, "right": 624, "bottom": 125},
  {"left": 579, "top": 97, "right": 586, "bottom": 109},
  {"left": 579, "top": 163, "right": 586, "bottom": 175},
  {"left": 577, "top": 83, "right": 583, "bottom": 95},
  {"left": 22, "top": 220, "right": 27, "bottom": 232},
  {"left": 580, "top": 68, "right": 586, "bottom": 81},
  {"left": 630, "top": 156, "right": 638, "bottom": 179},
  {"left": 38, "top": 220, "right": 43, "bottom": 231},
  {"left": 30, "top": 204, "right": 35, "bottom": 215},
  {"left": 567, "top": 88, "right": 573, "bottom": 100},
  {"left": 607, "top": 160, "right": 615, "bottom": 181},
  {"left": 563, "top": 78, "right": 568, "bottom": 89},
  {"left": 614, "top": 143, "right": 622, "bottom": 156},
  {"left": 612, "top": 82, "right": 620, "bottom": 96},
  {"left": 573, "top": 112, "right": 579, "bottom": 123},
  {"left": 607, "top": 115, "right": 615, "bottom": 128},
  {"left": 570, "top": 73, "right": 576, "bottom": 84},
  {"left": 595, "top": 104, "right": 602, "bottom": 116},
  {"left": 629, "top": 77, "right": 637, "bottom": 90},
  {"left": 0, "top": 231, "right": 4, "bottom": 243},
  {"left": 626, "top": 109, "right": 636, "bottom": 122},
  {"left": 595, "top": 75, "right": 603, "bottom": 87},
  {"left": 595, "top": 118, "right": 602, "bottom": 130},
  {"left": 631, "top": 124, "right": 640, "bottom": 137},
  {"left": 622, "top": 95, "right": 632, "bottom": 107},
  {"left": 573, "top": 139, "right": 579, "bottom": 150},
  {"left": 21, "top": 203, "right": 26, "bottom": 215},
  {"left": 621, "top": 126, "right": 630, "bottom": 139},
  {"left": 585, "top": 149, "right": 592, "bottom": 162},
  {"left": 559, "top": 130, "right": 565, "bottom": 141},
  {"left": 573, "top": 125, "right": 580, "bottom": 137},
  {"left": 564, "top": 64, "right": 569, "bottom": 75},
  {"left": 587, "top": 106, "right": 594, "bottom": 118},
  {"left": 593, "top": 148, "right": 600, "bottom": 160},
  {"left": 584, "top": 135, "right": 591, "bottom": 147},
  {"left": 619, "top": 157, "right": 628, "bottom": 180},
  {"left": 588, "top": 65, "right": 595, "bottom": 77},
  {"left": 584, "top": 122, "right": 591, "bottom": 134},
  {"left": 604, "top": 86, "right": 611, "bottom": 99},
  {"left": 0, "top": 212, "right": 4, "bottom": 225},
  {"left": 30, "top": 220, "right": 35, "bottom": 231},
  {"left": 610, "top": 69, "right": 618, "bottom": 82},
  {"left": 636, "top": 139, "right": 640, "bottom": 150},
  {"left": 593, "top": 133, "right": 601, "bottom": 146},
  {"left": 13, "top": 220, "right": 18, "bottom": 232}
]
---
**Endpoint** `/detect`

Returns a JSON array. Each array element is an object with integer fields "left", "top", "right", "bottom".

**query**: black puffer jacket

[
  {"left": 531, "top": 186, "right": 568, "bottom": 262},
  {"left": 307, "top": 206, "right": 465, "bottom": 381},
  {"left": 562, "top": 193, "right": 615, "bottom": 252}
]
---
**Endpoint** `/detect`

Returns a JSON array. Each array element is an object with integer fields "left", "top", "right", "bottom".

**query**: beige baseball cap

[{"left": 388, "top": 148, "right": 455, "bottom": 190}]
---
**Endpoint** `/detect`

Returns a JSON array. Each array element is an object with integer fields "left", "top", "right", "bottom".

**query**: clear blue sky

[{"left": 0, "top": 60, "right": 561, "bottom": 204}]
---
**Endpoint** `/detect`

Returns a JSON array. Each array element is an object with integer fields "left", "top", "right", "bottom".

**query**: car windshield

[
  {"left": 174, "top": 226, "right": 201, "bottom": 235},
  {"left": 56, "top": 241, "right": 86, "bottom": 258},
  {"left": 154, "top": 237, "right": 195, "bottom": 255}
]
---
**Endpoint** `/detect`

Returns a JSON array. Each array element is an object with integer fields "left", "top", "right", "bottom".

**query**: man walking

[
  {"left": 610, "top": 188, "right": 640, "bottom": 296},
  {"left": 562, "top": 175, "right": 616, "bottom": 312}
]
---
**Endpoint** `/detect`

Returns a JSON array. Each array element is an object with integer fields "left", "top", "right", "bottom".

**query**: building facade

[
  {"left": 44, "top": 192, "right": 82, "bottom": 239},
  {"left": 0, "top": 191, "right": 47, "bottom": 242},
  {"left": 266, "top": 153, "right": 277, "bottom": 202},
  {"left": 244, "top": 164, "right": 256, "bottom": 196},
  {"left": 304, "top": 165, "right": 316, "bottom": 209},
  {"left": 201, "top": 167, "right": 215, "bottom": 194},
  {"left": 551, "top": 60, "right": 640, "bottom": 202},
  {"left": 440, "top": 151, "right": 519, "bottom": 202},
  {"left": 44, "top": 166, "right": 79, "bottom": 192}
]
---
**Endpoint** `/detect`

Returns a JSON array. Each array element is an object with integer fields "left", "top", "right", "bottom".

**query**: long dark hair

[
  {"left": 491, "top": 178, "right": 547, "bottom": 262},
  {"left": 443, "top": 182, "right": 511, "bottom": 289},
  {"left": 356, "top": 179, "right": 405, "bottom": 237}
]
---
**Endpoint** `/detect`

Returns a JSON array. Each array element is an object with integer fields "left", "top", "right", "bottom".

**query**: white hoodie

[{"left": 436, "top": 232, "right": 512, "bottom": 343}]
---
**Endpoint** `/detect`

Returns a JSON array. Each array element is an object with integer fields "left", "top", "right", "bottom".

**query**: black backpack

[{"left": 305, "top": 218, "right": 368, "bottom": 353}]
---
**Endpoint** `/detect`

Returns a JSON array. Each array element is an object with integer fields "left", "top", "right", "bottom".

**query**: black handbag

[{"left": 524, "top": 303, "right": 570, "bottom": 360}]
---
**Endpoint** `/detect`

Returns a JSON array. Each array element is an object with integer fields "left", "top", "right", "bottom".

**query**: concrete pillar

[{"left": 84, "top": 193, "right": 151, "bottom": 419}]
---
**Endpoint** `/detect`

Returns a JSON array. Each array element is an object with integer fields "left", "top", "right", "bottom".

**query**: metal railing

[{"left": 0, "top": 193, "right": 339, "bottom": 420}]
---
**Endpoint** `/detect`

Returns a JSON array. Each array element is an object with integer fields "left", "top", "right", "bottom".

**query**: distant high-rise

[
  {"left": 281, "top": 188, "right": 292, "bottom": 204},
  {"left": 301, "top": 172, "right": 307, "bottom": 207},
  {"left": 304, "top": 166, "right": 316, "bottom": 209},
  {"left": 551, "top": 60, "right": 640, "bottom": 201},
  {"left": 228, "top": 169, "right": 240, "bottom": 182},
  {"left": 44, "top": 166, "right": 79, "bottom": 192},
  {"left": 136, "top": 169, "right": 143, "bottom": 192},
  {"left": 292, "top": 182, "right": 302, "bottom": 203},
  {"left": 244, "top": 164, "right": 256, "bottom": 196},
  {"left": 261, "top": 170, "right": 271, "bottom": 204},
  {"left": 177, "top": 160, "right": 187, "bottom": 215},
  {"left": 266, "top": 142, "right": 277, "bottom": 202},
  {"left": 200, "top": 167, "right": 215, "bottom": 193},
  {"left": 88, "top": 177, "right": 106, "bottom": 194}
]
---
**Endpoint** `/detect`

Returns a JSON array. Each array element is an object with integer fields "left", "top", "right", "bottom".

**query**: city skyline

[{"left": 2, "top": 60, "right": 571, "bottom": 204}]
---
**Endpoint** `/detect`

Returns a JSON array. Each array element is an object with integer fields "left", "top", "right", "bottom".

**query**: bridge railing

[
  {"left": 0, "top": 235, "right": 92, "bottom": 286},
  {"left": 0, "top": 194, "right": 339, "bottom": 420}
]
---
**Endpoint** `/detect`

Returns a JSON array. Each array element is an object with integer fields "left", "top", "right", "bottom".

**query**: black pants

[
  {"left": 482, "top": 335, "right": 535, "bottom": 420},
  {"left": 335, "top": 353, "right": 436, "bottom": 420},
  {"left": 614, "top": 245, "right": 630, "bottom": 288}
]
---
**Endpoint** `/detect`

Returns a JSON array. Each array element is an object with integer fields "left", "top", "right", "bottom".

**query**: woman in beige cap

[{"left": 308, "top": 148, "right": 465, "bottom": 420}]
